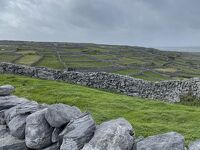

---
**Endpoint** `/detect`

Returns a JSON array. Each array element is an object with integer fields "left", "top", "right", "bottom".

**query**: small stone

[{"left": 0, "top": 85, "right": 15, "bottom": 96}]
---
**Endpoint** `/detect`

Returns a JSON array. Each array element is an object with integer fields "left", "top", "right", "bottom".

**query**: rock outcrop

[
  {"left": 0, "top": 62, "right": 200, "bottom": 102},
  {"left": 0, "top": 84, "right": 199, "bottom": 149}
]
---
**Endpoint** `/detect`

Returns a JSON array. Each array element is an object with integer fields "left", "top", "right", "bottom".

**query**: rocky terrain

[
  {"left": 1, "top": 84, "right": 200, "bottom": 150},
  {"left": 0, "top": 62, "right": 200, "bottom": 103}
]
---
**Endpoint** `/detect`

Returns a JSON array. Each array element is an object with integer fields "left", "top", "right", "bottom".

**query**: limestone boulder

[
  {"left": 4, "top": 101, "right": 41, "bottom": 124},
  {"left": 137, "top": 132, "right": 185, "bottom": 150},
  {"left": 25, "top": 109, "right": 53, "bottom": 149},
  {"left": 8, "top": 114, "right": 27, "bottom": 139},
  {"left": 45, "top": 103, "right": 82, "bottom": 127},
  {"left": 82, "top": 118, "right": 134, "bottom": 150},
  {"left": 60, "top": 113, "right": 96, "bottom": 150},
  {"left": 0, "top": 85, "right": 15, "bottom": 96}
]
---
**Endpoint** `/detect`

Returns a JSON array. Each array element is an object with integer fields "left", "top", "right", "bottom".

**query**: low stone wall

[
  {"left": 1, "top": 85, "right": 200, "bottom": 150},
  {"left": 0, "top": 62, "right": 200, "bottom": 102}
]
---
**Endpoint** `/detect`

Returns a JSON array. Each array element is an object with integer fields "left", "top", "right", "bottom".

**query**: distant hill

[{"left": 0, "top": 40, "right": 200, "bottom": 81}]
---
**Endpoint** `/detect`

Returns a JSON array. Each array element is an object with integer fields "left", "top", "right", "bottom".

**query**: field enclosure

[{"left": 0, "top": 40, "right": 200, "bottom": 81}]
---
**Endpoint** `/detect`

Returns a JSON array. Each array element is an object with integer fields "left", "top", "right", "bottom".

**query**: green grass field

[
  {"left": 36, "top": 55, "right": 64, "bottom": 69},
  {"left": 0, "top": 54, "right": 20, "bottom": 62},
  {"left": 1, "top": 74, "right": 200, "bottom": 145},
  {"left": 15, "top": 54, "right": 42, "bottom": 65}
]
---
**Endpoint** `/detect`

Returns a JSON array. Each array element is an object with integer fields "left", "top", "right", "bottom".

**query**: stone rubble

[{"left": 0, "top": 84, "right": 199, "bottom": 150}]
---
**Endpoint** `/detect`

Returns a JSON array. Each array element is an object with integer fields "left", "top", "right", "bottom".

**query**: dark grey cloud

[{"left": 0, "top": 0, "right": 200, "bottom": 47}]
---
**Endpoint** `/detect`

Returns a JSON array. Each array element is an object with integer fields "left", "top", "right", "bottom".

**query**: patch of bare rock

[{"left": 0, "top": 84, "right": 199, "bottom": 150}]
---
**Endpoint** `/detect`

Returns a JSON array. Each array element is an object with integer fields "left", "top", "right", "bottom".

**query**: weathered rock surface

[
  {"left": 8, "top": 114, "right": 27, "bottom": 139},
  {"left": 45, "top": 103, "right": 82, "bottom": 127},
  {"left": 25, "top": 109, "right": 53, "bottom": 149},
  {"left": 137, "top": 132, "right": 185, "bottom": 150},
  {"left": 0, "top": 95, "right": 29, "bottom": 111},
  {"left": 0, "top": 125, "right": 7, "bottom": 137},
  {"left": 0, "top": 85, "right": 15, "bottom": 96},
  {"left": 52, "top": 128, "right": 62, "bottom": 143},
  {"left": 188, "top": 139, "right": 200, "bottom": 150},
  {"left": 60, "top": 113, "right": 96, "bottom": 150},
  {"left": 0, "top": 110, "right": 6, "bottom": 125},
  {"left": 4, "top": 101, "right": 39, "bottom": 125},
  {"left": 41, "top": 143, "right": 59, "bottom": 150},
  {"left": 82, "top": 118, "right": 134, "bottom": 150},
  {"left": 0, "top": 125, "right": 27, "bottom": 150}
]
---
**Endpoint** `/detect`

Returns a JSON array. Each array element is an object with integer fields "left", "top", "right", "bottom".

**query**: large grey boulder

[
  {"left": 137, "top": 132, "right": 185, "bottom": 150},
  {"left": 0, "top": 125, "right": 27, "bottom": 150},
  {"left": 8, "top": 114, "right": 27, "bottom": 139},
  {"left": 4, "top": 101, "right": 40, "bottom": 124},
  {"left": 45, "top": 103, "right": 82, "bottom": 128},
  {"left": 82, "top": 118, "right": 134, "bottom": 150},
  {"left": 0, "top": 85, "right": 15, "bottom": 96},
  {"left": 188, "top": 139, "right": 200, "bottom": 150},
  {"left": 0, "top": 95, "right": 29, "bottom": 111},
  {"left": 60, "top": 113, "right": 96, "bottom": 150},
  {"left": 25, "top": 109, "right": 53, "bottom": 149}
]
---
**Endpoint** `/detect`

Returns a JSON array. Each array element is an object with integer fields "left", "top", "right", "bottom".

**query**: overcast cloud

[{"left": 0, "top": 0, "right": 200, "bottom": 47}]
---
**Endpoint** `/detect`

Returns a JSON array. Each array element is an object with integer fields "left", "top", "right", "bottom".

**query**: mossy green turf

[{"left": 1, "top": 74, "right": 200, "bottom": 145}]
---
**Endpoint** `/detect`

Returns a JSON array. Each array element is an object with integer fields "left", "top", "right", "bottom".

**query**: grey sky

[{"left": 0, "top": 0, "right": 200, "bottom": 47}]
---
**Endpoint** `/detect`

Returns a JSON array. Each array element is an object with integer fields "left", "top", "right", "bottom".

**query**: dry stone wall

[{"left": 0, "top": 62, "right": 200, "bottom": 103}]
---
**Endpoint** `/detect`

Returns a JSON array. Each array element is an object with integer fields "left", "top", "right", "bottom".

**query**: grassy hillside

[
  {"left": 1, "top": 74, "right": 200, "bottom": 145},
  {"left": 0, "top": 41, "right": 200, "bottom": 81}
]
